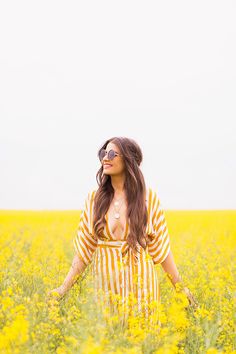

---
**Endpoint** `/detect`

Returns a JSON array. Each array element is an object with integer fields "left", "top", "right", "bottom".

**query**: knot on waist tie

[{"left": 97, "top": 239, "right": 140, "bottom": 265}]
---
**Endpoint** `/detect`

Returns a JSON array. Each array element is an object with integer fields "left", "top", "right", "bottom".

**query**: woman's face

[{"left": 101, "top": 142, "right": 125, "bottom": 176}]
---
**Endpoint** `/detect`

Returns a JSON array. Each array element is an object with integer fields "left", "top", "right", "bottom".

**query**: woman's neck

[{"left": 111, "top": 175, "right": 125, "bottom": 196}]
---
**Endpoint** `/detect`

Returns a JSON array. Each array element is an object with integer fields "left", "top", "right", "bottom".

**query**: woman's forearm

[
  {"left": 60, "top": 254, "right": 87, "bottom": 294},
  {"left": 161, "top": 250, "right": 183, "bottom": 288},
  {"left": 161, "top": 250, "right": 199, "bottom": 308}
]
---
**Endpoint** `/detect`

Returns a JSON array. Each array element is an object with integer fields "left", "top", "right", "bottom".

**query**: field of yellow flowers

[{"left": 0, "top": 209, "right": 235, "bottom": 353}]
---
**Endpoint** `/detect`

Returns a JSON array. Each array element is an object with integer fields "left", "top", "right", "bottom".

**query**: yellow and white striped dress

[{"left": 73, "top": 187, "right": 171, "bottom": 326}]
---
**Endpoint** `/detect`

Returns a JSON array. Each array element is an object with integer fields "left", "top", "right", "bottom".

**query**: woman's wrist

[
  {"left": 60, "top": 283, "right": 69, "bottom": 295},
  {"left": 166, "top": 272, "right": 185, "bottom": 290}
]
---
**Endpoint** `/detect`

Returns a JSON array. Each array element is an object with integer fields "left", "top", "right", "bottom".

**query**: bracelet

[
  {"left": 166, "top": 272, "right": 183, "bottom": 284},
  {"left": 174, "top": 274, "right": 186, "bottom": 292}
]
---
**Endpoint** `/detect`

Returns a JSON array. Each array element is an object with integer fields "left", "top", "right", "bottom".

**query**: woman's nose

[{"left": 102, "top": 153, "right": 108, "bottom": 162}]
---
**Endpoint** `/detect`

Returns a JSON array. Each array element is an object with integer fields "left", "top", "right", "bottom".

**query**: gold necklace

[{"left": 113, "top": 197, "right": 124, "bottom": 219}]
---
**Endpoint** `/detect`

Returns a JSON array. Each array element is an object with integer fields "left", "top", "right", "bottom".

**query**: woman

[{"left": 48, "top": 137, "right": 198, "bottom": 325}]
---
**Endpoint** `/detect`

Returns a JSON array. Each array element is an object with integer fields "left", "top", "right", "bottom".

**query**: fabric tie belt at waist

[{"left": 97, "top": 239, "right": 140, "bottom": 265}]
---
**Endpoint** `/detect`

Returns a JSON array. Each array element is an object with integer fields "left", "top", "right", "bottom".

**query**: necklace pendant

[{"left": 114, "top": 212, "right": 120, "bottom": 219}]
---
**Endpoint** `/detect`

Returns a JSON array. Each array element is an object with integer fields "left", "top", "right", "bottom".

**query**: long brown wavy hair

[{"left": 93, "top": 137, "right": 148, "bottom": 254}]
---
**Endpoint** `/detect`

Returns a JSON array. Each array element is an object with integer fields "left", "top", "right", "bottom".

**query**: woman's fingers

[
  {"left": 189, "top": 292, "right": 199, "bottom": 307},
  {"left": 183, "top": 287, "right": 199, "bottom": 311}
]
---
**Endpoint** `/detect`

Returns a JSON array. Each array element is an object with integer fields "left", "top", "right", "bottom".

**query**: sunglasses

[{"left": 99, "top": 149, "right": 122, "bottom": 161}]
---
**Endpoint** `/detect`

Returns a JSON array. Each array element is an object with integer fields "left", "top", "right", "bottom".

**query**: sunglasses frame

[{"left": 99, "top": 148, "right": 122, "bottom": 161}]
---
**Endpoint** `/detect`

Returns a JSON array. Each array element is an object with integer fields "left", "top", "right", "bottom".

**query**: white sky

[{"left": 0, "top": 1, "right": 235, "bottom": 210}]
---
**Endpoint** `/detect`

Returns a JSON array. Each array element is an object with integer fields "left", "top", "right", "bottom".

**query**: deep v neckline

[
  {"left": 105, "top": 213, "right": 128, "bottom": 241},
  {"left": 103, "top": 188, "right": 149, "bottom": 240}
]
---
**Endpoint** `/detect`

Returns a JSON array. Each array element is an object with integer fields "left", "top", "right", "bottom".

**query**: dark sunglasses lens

[
  {"left": 108, "top": 150, "right": 115, "bottom": 160},
  {"left": 99, "top": 149, "right": 106, "bottom": 161}
]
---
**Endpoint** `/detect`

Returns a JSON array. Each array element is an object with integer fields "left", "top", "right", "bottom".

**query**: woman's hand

[
  {"left": 47, "top": 285, "right": 66, "bottom": 302},
  {"left": 182, "top": 286, "right": 199, "bottom": 310}
]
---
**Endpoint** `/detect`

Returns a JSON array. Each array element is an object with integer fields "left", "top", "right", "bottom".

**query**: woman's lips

[{"left": 104, "top": 164, "right": 112, "bottom": 168}]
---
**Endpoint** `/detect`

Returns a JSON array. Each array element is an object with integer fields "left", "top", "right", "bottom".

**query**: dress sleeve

[
  {"left": 73, "top": 190, "right": 98, "bottom": 266},
  {"left": 147, "top": 189, "right": 171, "bottom": 265}
]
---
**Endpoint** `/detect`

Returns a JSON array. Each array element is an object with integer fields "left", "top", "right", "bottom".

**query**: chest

[{"left": 106, "top": 201, "right": 128, "bottom": 240}]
